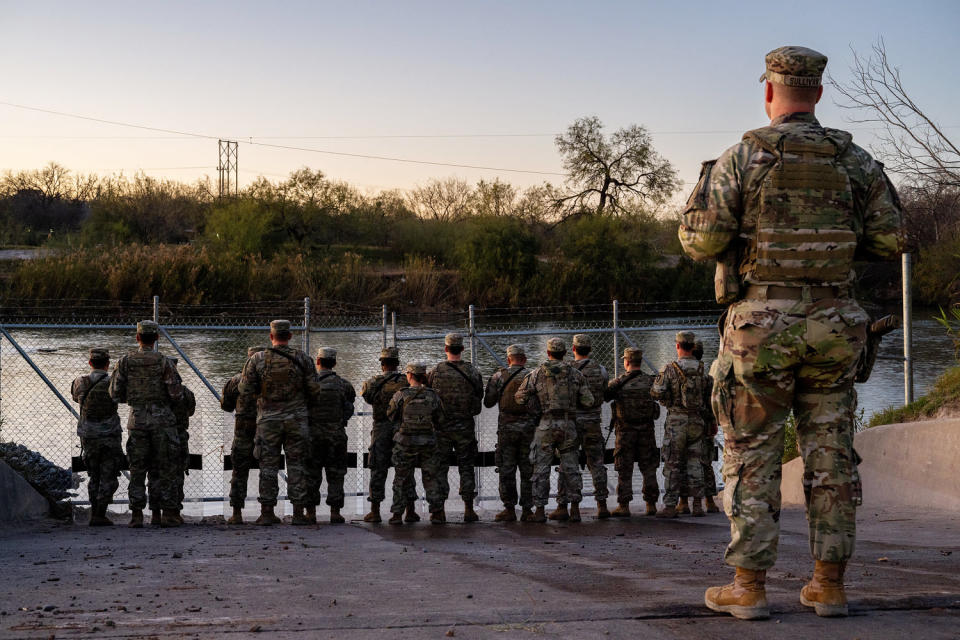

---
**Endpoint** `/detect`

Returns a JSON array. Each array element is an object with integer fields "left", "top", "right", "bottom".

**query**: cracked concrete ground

[{"left": 1, "top": 505, "right": 958, "bottom": 639}]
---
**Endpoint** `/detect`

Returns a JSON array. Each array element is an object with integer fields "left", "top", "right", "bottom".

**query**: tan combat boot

[
  {"left": 692, "top": 499, "right": 706, "bottom": 517},
  {"left": 800, "top": 561, "right": 849, "bottom": 617},
  {"left": 530, "top": 506, "right": 547, "bottom": 523},
  {"left": 569, "top": 503, "right": 581, "bottom": 523},
  {"left": 656, "top": 504, "right": 678, "bottom": 518},
  {"left": 677, "top": 497, "right": 691, "bottom": 515},
  {"left": 363, "top": 502, "right": 382, "bottom": 523},
  {"left": 596, "top": 499, "right": 611, "bottom": 519},
  {"left": 330, "top": 507, "right": 345, "bottom": 524},
  {"left": 519, "top": 507, "right": 535, "bottom": 522},
  {"left": 150, "top": 509, "right": 162, "bottom": 526},
  {"left": 430, "top": 509, "right": 446, "bottom": 525},
  {"left": 388, "top": 511, "right": 403, "bottom": 525},
  {"left": 495, "top": 505, "right": 517, "bottom": 522},
  {"left": 611, "top": 501, "right": 631, "bottom": 517},
  {"left": 255, "top": 504, "right": 280, "bottom": 526},
  {"left": 291, "top": 506, "right": 311, "bottom": 525},
  {"left": 704, "top": 567, "right": 769, "bottom": 620},
  {"left": 705, "top": 496, "right": 721, "bottom": 513},
  {"left": 644, "top": 502, "right": 658, "bottom": 516},
  {"left": 227, "top": 507, "right": 244, "bottom": 525},
  {"left": 160, "top": 509, "right": 181, "bottom": 528},
  {"left": 404, "top": 501, "right": 420, "bottom": 523},
  {"left": 128, "top": 508, "right": 144, "bottom": 529},
  {"left": 89, "top": 502, "right": 113, "bottom": 527},
  {"left": 463, "top": 501, "right": 479, "bottom": 523},
  {"left": 548, "top": 504, "right": 569, "bottom": 521},
  {"left": 305, "top": 505, "right": 317, "bottom": 524}
]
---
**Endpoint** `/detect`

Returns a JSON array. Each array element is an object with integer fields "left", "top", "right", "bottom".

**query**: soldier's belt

[{"left": 745, "top": 284, "right": 848, "bottom": 301}]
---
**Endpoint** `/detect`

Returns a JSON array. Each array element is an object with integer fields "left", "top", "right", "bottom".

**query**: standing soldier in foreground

[
  {"left": 238, "top": 319, "right": 319, "bottom": 526},
  {"left": 651, "top": 331, "right": 708, "bottom": 519},
  {"left": 71, "top": 348, "right": 123, "bottom": 527},
  {"left": 221, "top": 346, "right": 265, "bottom": 525},
  {"left": 679, "top": 340, "right": 720, "bottom": 514},
  {"left": 387, "top": 362, "right": 446, "bottom": 524},
  {"left": 604, "top": 347, "right": 660, "bottom": 517},
  {"left": 427, "top": 333, "right": 483, "bottom": 523},
  {"left": 554, "top": 334, "right": 610, "bottom": 520},
  {"left": 679, "top": 47, "right": 902, "bottom": 619},
  {"left": 150, "top": 362, "right": 195, "bottom": 526},
  {"left": 360, "top": 347, "right": 417, "bottom": 524},
  {"left": 484, "top": 344, "right": 536, "bottom": 522},
  {"left": 110, "top": 320, "right": 185, "bottom": 528},
  {"left": 515, "top": 337, "right": 594, "bottom": 523},
  {"left": 305, "top": 347, "right": 356, "bottom": 525}
]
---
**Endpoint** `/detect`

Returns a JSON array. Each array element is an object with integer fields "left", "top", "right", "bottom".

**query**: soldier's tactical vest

[
  {"left": 539, "top": 363, "right": 576, "bottom": 414},
  {"left": 125, "top": 351, "right": 168, "bottom": 406},
  {"left": 614, "top": 372, "right": 656, "bottom": 425},
  {"left": 174, "top": 387, "right": 195, "bottom": 429},
  {"left": 82, "top": 374, "right": 117, "bottom": 421},
  {"left": 741, "top": 125, "right": 857, "bottom": 286},
  {"left": 574, "top": 359, "right": 605, "bottom": 411},
  {"left": 671, "top": 361, "right": 705, "bottom": 412},
  {"left": 497, "top": 366, "right": 529, "bottom": 415},
  {"left": 431, "top": 361, "right": 481, "bottom": 418},
  {"left": 371, "top": 372, "right": 407, "bottom": 423},
  {"left": 400, "top": 388, "right": 435, "bottom": 436},
  {"left": 261, "top": 349, "right": 305, "bottom": 403},
  {"left": 311, "top": 371, "right": 345, "bottom": 424}
]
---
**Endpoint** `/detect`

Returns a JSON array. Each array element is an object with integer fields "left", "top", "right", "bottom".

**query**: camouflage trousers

[
  {"left": 391, "top": 435, "right": 443, "bottom": 514},
  {"left": 531, "top": 417, "right": 581, "bottom": 507},
  {"left": 80, "top": 434, "right": 123, "bottom": 507},
  {"left": 681, "top": 439, "right": 718, "bottom": 499},
  {"left": 495, "top": 425, "right": 535, "bottom": 509},
  {"left": 661, "top": 412, "right": 705, "bottom": 505},
  {"left": 229, "top": 418, "right": 257, "bottom": 508},
  {"left": 713, "top": 296, "right": 866, "bottom": 570},
  {"left": 306, "top": 424, "right": 347, "bottom": 509},
  {"left": 152, "top": 428, "right": 189, "bottom": 511},
  {"left": 368, "top": 424, "right": 416, "bottom": 505},
  {"left": 435, "top": 423, "right": 478, "bottom": 503},
  {"left": 613, "top": 425, "right": 660, "bottom": 505},
  {"left": 256, "top": 416, "right": 309, "bottom": 508},
  {"left": 557, "top": 416, "right": 609, "bottom": 504},
  {"left": 127, "top": 426, "right": 180, "bottom": 511}
]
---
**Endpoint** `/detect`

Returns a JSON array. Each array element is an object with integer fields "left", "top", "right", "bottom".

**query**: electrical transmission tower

[{"left": 218, "top": 139, "right": 238, "bottom": 198}]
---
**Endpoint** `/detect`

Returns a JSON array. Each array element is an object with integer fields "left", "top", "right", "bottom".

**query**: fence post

[
  {"left": 468, "top": 304, "right": 476, "bottom": 363},
  {"left": 152, "top": 295, "right": 160, "bottom": 352},
  {"left": 303, "top": 297, "right": 311, "bottom": 356},
  {"left": 612, "top": 300, "right": 619, "bottom": 378},
  {"left": 903, "top": 253, "right": 913, "bottom": 405},
  {"left": 391, "top": 312, "right": 397, "bottom": 347},
  {"left": 381, "top": 305, "right": 388, "bottom": 349}
]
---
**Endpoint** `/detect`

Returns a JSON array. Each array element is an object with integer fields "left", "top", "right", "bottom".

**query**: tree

[
  {"left": 554, "top": 116, "right": 679, "bottom": 217},
  {"left": 470, "top": 178, "right": 517, "bottom": 217},
  {"left": 407, "top": 177, "right": 473, "bottom": 221}
]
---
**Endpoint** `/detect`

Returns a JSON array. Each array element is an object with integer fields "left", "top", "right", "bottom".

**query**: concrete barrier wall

[
  {"left": 782, "top": 419, "right": 960, "bottom": 511},
  {"left": 0, "top": 460, "right": 49, "bottom": 523}
]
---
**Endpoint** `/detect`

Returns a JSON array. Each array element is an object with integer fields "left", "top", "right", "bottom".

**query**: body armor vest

[
  {"left": 400, "top": 388, "right": 435, "bottom": 435},
  {"left": 371, "top": 372, "right": 407, "bottom": 423},
  {"left": 125, "top": 351, "right": 168, "bottom": 405},
  {"left": 539, "top": 363, "right": 576, "bottom": 414},
  {"left": 82, "top": 374, "right": 117, "bottom": 421},
  {"left": 431, "top": 362, "right": 480, "bottom": 418},
  {"left": 575, "top": 359, "right": 605, "bottom": 411},
  {"left": 671, "top": 361, "right": 705, "bottom": 412},
  {"left": 261, "top": 349, "right": 305, "bottom": 403},
  {"left": 497, "top": 366, "right": 529, "bottom": 415},
  {"left": 741, "top": 125, "right": 857, "bottom": 286},
  {"left": 614, "top": 372, "right": 656, "bottom": 425},
  {"left": 311, "top": 372, "right": 345, "bottom": 424}
]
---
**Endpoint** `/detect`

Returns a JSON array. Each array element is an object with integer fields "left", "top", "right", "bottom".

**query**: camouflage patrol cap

[
  {"left": 405, "top": 361, "right": 427, "bottom": 375},
  {"left": 137, "top": 320, "right": 159, "bottom": 335},
  {"left": 506, "top": 344, "right": 525, "bottom": 357},
  {"left": 316, "top": 347, "right": 337, "bottom": 359},
  {"left": 444, "top": 332, "right": 464, "bottom": 347},
  {"left": 270, "top": 319, "right": 291, "bottom": 333},
  {"left": 572, "top": 334, "right": 591, "bottom": 348},
  {"left": 760, "top": 46, "right": 827, "bottom": 88},
  {"left": 546, "top": 337, "right": 566, "bottom": 353},
  {"left": 623, "top": 347, "right": 643, "bottom": 363},
  {"left": 247, "top": 346, "right": 265, "bottom": 357},
  {"left": 89, "top": 347, "right": 109, "bottom": 360},
  {"left": 380, "top": 346, "right": 400, "bottom": 360},
  {"left": 676, "top": 331, "right": 696, "bottom": 344}
]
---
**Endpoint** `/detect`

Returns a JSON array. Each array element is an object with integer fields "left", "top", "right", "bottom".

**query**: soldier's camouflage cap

[
  {"left": 380, "top": 346, "right": 400, "bottom": 360},
  {"left": 572, "top": 334, "right": 591, "bottom": 348},
  {"left": 506, "top": 344, "right": 525, "bottom": 357},
  {"left": 405, "top": 361, "right": 427, "bottom": 375},
  {"left": 676, "top": 330, "right": 696, "bottom": 343},
  {"left": 270, "top": 319, "right": 291, "bottom": 333},
  {"left": 248, "top": 346, "right": 265, "bottom": 357},
  {"left": 444, "top": 332, "right": 464, "bottom": 347},
  {"left": 623, "top": 347, "right": 643, "bottom": 363},
  {"left": 89, "top": 347, "right": 109, "bottom": 360},
  {"left": 760, "top": 46, "right": 827, "bottom": 88},
  {"left": 546, "top": 337, "right": 566, "bottom": 352},
  {"left": 316, "top": 347, "right": 337, "bottom": 359},
  {"left": 137, "top": 320, "right": 159, "bottom": 335}
]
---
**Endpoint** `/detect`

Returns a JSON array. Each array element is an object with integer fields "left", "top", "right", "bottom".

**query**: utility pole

[{"left": 218, "top": 140, "right": 238, "bottom": 198}]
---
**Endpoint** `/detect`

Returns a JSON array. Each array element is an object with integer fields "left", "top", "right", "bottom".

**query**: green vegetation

[{"left": 868, "top": 366, "right": 960, "bottom": 427}]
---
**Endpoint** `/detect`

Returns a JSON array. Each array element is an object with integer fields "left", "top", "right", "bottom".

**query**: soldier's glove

[{"left": 855, "top": 315, "right": 900, "bottom": 383}]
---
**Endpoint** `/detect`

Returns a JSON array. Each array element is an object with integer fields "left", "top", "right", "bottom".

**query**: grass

[{"left": 868, "top": 365, "right": 960, "bottom": 427}]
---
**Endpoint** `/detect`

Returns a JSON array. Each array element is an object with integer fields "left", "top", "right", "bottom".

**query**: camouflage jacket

[
  {"left": 221, "top": 372, "right": 258, "bottom": 420},
  {"left": 109, "top": 348, "right": 184, "bottom": 431},
  {"left": 427, "top": 360, "right": 483, "bottom": 427},
  {"left": 71, "top": 370, "right": 121, "bottom": 438},
  {"left": 386, "top": 385, "right": 445, "bottom": 441},
  {"left": 360, "top": 370, "right": 409, "bottom": 430},
  {"left": 652, "top": 356, "right": 710, "bottom": 420},
  {"left": 308, "top": 370, "right": 357, "bottom": 431},
  {"left": 572, "top": 358, "right": 608, "bottom": 420},
  {"left": 484, "top": 365, "right": 535, "bottom": 431},
  {"left": 604, "top": 369, "right": 659, "bottom": 428},
  {"left": 237, "top": 345, "right": 321, "bottom": 422},
  {"left": 678, "top": 112, "right": 903, "bottom": 287},
  {"left": 515, "top": 360, "right": 594, "bottom": 422}
]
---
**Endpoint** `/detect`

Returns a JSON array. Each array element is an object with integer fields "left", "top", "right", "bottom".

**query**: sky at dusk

[{"left": 1, "top": 0, "right": 957, "bottom": 198}]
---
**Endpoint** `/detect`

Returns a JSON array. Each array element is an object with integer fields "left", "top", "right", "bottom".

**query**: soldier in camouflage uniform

[
  {"left": 678, "top": 340, "right": 720, "bottom": 515},
  {"left": 554, "top": 334, "right": 610, "bottom": 521},
  {"left": 387, "top": 362, "right": 446, "bottom": 524},
  {"left": 305, "top": 347, "right": 356, "bottom": 525},
  {"left": 484, "top": 344, "right": 536, "bottom": 523},
  {"left": 652, "top": 331, "right": 709, "bottom": 519},
  {"left": 221, "top": 346, "right": 265, "bottom": 525},
  {"left": 515, "top": 337, "right": 594, "bottom": 523},
  {"left": 150, "top": 361, "right": 195, "bottom": 526},
  {"left": 71, "top": 348, "right": 123, "bottom": 527},
  {"left": 680, "top": 47, "right": 903, "bottom": 619},
  {"left": 110, "top": 320, "right": 185, "bottom": 528},
  {"left": 604, "top": 347, "right": 661, "bottom": 517},
  {"left": 427, "top": 333, "right": 483, "bottom": 523},
  {"left": 360, "top": 347, "right": 417, "bottom": 524},
  {"left": 238, "top": 319, "right": 322, "bottom": 526}
]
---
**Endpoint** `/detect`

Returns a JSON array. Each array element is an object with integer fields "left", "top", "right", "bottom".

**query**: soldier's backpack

[
  {"left": 125, "top": 350, "right": 168, "bottom": 405},
  {"left": 497, "top": 367, "right": 529, "bottom": 415},
  {"left": 81, "top": 374, "right": 117, "bottom": 421},
  {"left": 670, "top": 361, "right": 706, "bottom": 411},
  {"left": 261, "top": 348, "right": 307, "bottom": 403},
  {"left": 370, "top": 372, "right": 408, "bottom": 423},
  {"left": 431, "top": 361, "right": 483, "bottom": 418},
  {"left": 616, "top": 371, "right": 658, "bottom": 424},
  {"left": 220, "top": 375, "right": 239, "bottom": 413},
  {"left": 574, "top": 359, "right": 605, "bottom": 411},
  {"left": 539, "top": 362, "right": 575, "bottom": 414},
  {"left": 400, "top": 388, "right": 435, "bottom": 435},
  {"left": 311, "top": 371, "right": 345, "bottom": 424}
]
